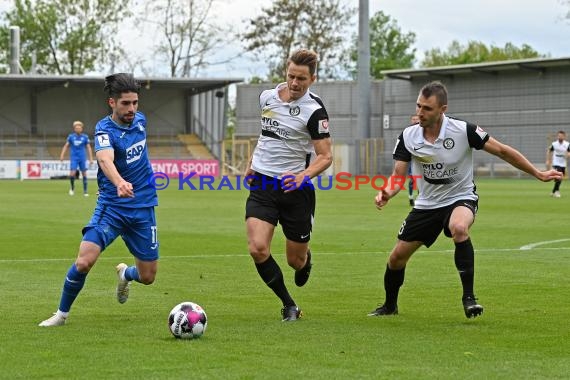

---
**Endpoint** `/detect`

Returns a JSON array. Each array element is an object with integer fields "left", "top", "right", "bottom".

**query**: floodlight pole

[
  {"left": 9, "top": 26, "right": 20, "bottom": 74},
  {"left": 356, "top": 0, "right": 371, "bottom": 173}
]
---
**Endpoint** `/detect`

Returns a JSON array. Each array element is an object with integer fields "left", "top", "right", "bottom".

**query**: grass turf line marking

[
  {"left": 519, "top": 238, "right": 570, "bottom": 250},
  {"left": 1, "top": 246, "right": 569, "bottom": 263}
]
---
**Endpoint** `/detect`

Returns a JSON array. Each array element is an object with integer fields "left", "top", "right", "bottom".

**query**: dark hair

[
  {"left": 420, "top": 81, "right": 448, "bottom": 106},
  {"left": 557, "top": 130, "right": 566, "bottom": 135},
  {"left": 287, "top": 49, "right": 318, "bottom": 76},
  {"left": 104, "top": 73, "right": 140, "bottom": 99}
]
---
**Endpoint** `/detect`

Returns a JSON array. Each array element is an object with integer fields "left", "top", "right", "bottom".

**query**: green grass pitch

[{"left": 0, "top": 178, "right": 569, "bottom": 379}]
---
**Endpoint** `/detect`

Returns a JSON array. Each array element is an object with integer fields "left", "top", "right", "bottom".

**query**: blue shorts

[
  {"left": 70, "top": 157, "right": 87, "bottom": 172},
  {"left": 82, "top": 204, "right": 159, "bottom": 261}
]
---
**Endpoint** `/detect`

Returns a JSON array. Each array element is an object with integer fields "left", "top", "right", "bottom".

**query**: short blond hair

[
  {"left": 287, "top": 49, "right": 318, "bottom": 76},
  {"left": 73, "top": 121, "right": 84, "bottom": 128}
]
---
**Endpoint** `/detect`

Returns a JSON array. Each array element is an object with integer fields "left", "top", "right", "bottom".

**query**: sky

[
  {"left": 201, "top": 0, "right": 570, "bottom": 79},
  {"left": 204, "top": 0, "right": 570, "bottom": 104},
  {"left": 1, "top": 0, "right": 569, "bottom": 79}
]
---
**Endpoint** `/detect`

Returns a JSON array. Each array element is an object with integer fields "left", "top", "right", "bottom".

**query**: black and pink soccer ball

[{"left": 168, "top": 302, "right": 207, "bottom": 339}]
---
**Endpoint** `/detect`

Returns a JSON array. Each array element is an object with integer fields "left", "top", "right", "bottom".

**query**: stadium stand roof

[
  {"left": 381, "top": 56, "right": 570, "bottom": 80},
  {"left": 0, "top": 74, "right": 243, "bottom": 95}
]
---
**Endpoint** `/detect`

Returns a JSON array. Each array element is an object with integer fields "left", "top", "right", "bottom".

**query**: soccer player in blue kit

[
  {"left": 59, "top": 120, "right": 93, "bottom": 196},
  {"left": 40, "top": 73, "right": 159, "bottom": 327}
]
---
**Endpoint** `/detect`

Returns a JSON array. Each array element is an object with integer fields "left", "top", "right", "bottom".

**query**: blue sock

[
  {"left": 83, "top": 177, "right": 88, "bottom": 193},
  {"left": 58, "top": 264, "right": 87, "bottom": 313},
  {"left": 70, "top": 176, "right": 75, "bottom": 190},
  {"left": 124, "top": 266, "right": 141, "bottom": 283}
]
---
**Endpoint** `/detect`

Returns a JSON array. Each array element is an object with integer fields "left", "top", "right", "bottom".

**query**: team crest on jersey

[
  {"left": 289, "top": 106, "right": 300, "bottom": 116},
  {"left": 443, "top": 138, "right": 455, "bottom": 150}
]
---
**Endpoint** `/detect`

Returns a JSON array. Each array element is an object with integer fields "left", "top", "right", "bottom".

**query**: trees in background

[
  {"left": 422, "top": 41, "right": 544, "bottom": 67},
  {"left": 0, "top": 0, "right": 130, "bottom": 75},
  {"left": 240, "top": 0, "right": 354, "bottom": 81},
  {"left": 0, "top": 0, "right": 555, "bottom": 77},
  {"left": 143, "top": 0, "right": 235, "bottom": 77},
  {"left": 346, "top": 10, "right": 416, "bottom": 79}
]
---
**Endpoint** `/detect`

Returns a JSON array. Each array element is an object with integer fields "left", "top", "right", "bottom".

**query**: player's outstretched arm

[
  {"left": 96, "top": 149, "right": 134, "bottom": 197},
  {"left": 483, "top": 137, "right": 562, "bottom": 182},
  {"left": 375, "top": 160, "right": 409, "bottom": 210}
]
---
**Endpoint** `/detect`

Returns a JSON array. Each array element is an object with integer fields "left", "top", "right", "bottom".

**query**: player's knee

[
  {"left": 286, "top": 255, "right": 304, "bottom": 270},
  {"left": 388, "top": 253, "right": 407, "bottom": 269},
  {"left": 74, "top": 258, "right": 94, "bottom": 273},
  {"left": 138, "top": 273, "right": 155, "bottom": 285},
  {"left": 450, "top": 223, "right": 469, "bottom": 240},
  {"left": 248, "top": 241, "right": 269, "bottom": 260}
]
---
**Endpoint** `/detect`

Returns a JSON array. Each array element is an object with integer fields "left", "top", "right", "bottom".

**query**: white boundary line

[
  {"left": 1, "top": 246, "right": 569, "bottom": 263},
  {"left": 519, "top": 238, "right": 570, "bottom": 250}
]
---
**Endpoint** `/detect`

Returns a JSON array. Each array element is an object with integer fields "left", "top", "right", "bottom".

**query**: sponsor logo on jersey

[
  {"left": 475, "top": 125, "right": 487, "bottom": 140},
  {"left": 421, "top": 162, "right": 458, "bottom": 183},
  {"left": 318, "top": 119, "right": 329, "bottom": 134},
  {"left": 97, "top": 134, "right": 111, "bottom": 147},
  {"left": 126, "top": 139, "right": 146, "bottom": 164},
  {"left": 443, "top": 138, "right": 455, "bottom": 150}
]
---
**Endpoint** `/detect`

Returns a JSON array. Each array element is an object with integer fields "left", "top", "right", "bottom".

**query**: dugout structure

[{"left": 0, "top": 75, "right": 242, "bottom": 161}]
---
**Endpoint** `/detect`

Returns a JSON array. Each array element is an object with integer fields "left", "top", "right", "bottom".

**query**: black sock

[
  {"left": 70, "top": 176, "right": 75, "bottom": 190},
  {"left": 255, "top": 255, "right": 295, "bottom": 307},
  {"left": 384, "top": 264, "right": 405, "bottom": 309},
  {"left": 454, "top": 238, "right": 475, "bottom": 299}
]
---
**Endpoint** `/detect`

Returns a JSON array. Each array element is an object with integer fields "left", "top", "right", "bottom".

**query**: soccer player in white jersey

[
  {"left": 368, "top": 81, "right": 562, "bottom": 319},
  {"left": 244, "top": 49, "right": 333, "bottom": 322},
  {"left": 546, "top": 131, "right": 570, "bottom": 197}
]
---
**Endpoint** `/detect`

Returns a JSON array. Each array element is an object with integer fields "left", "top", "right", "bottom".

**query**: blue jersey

[
  {"left": 67, "top": 133, "right": 90, "bottom": 160},
  {"left": 93, "top": 112, "right": 157, "bottom": 208}
]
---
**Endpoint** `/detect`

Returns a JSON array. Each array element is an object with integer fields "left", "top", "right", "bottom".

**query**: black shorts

[
  {"left": 553, "top": 166, "right": 566, "bottom": 175},
  {"left": 245, "top": 172, "right": 316, "bottom": 243},
  {"left": 397, "top": 200, "right": 478, "bottom": 247}
]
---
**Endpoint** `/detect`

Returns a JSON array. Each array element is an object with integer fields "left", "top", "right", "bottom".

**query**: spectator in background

[
  {"left": 60, "top": 120, "right": 93, "bottom": 196},
  {"left": 546, "top": 130, "right": 570, "bottom": 198}
]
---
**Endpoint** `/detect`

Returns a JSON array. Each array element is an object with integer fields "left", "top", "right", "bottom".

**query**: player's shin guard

[
  {"left": 255, "top": 255, "right": 295, "bottom": 307},
  {"left": 384, "top": 264, "right": 405, "bottom": 309},
  {"left": 58, "top": 263, "right": 87, "bottom": 313},
  {"left": 454, "top": 238, "right": 475, "bottom": 299}
]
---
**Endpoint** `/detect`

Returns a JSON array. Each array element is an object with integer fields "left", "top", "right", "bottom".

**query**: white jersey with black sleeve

[
  {"left": 251, "top": 82, "right": 330, "bottom": 179},
  {"left": 549, "top": 140, "right": 570, "bottom": 168},
  {"left": 393, "top": 115, "right": 490, "bottom": 209}
]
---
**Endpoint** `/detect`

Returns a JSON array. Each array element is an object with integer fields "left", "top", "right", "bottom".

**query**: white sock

[{"left": 56, "top": 310, "right": 69, "bottom": 318}]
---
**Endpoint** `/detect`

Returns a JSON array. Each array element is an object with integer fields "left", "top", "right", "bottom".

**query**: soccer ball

[{"left": 168, "top": 301, "right": 208, "bottom": 339}]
